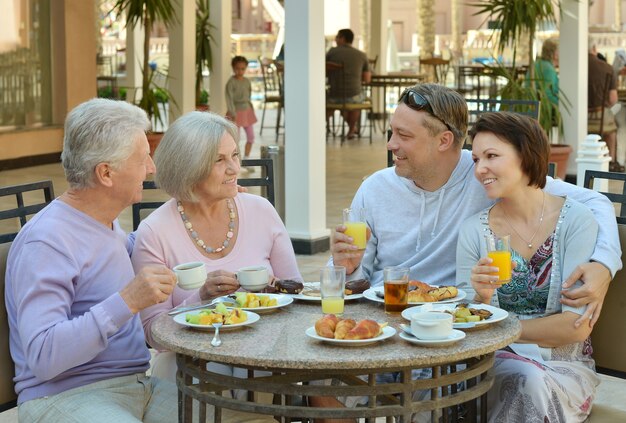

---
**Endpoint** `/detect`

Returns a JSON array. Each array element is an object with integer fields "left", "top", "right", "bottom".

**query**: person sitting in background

[
  {"left": 132, "top": 111, "right": 301, "bottom": 382},
  {"left": 588, "top": 41, "right": 624, "bottom": 172},
  {"left": 457, "top": 112, "right": 600, "bottom": 422},
  {"left": 326, "top": 28, "right": 372, "bottom": 139},
  {"left": 527, "top": 37, "right": 559, "bottom": 109},
  {"left": 5, "top": 98, "right": 178, "bottom": 422}
]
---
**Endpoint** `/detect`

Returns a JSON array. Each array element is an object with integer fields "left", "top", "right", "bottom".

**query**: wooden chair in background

[
  {"left": 419, "top": 57, "right": 450, "bottom": 85},
  {"left": 258, "top": 57, "right": 283, "bottom": 139},
  {"left": 325, "top": 62, "right": 373, "bottom": 144}
]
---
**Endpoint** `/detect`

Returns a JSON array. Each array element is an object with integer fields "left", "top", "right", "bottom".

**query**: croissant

[
  {"left": 344, "top": 319, "right": 381, "bottom": 340},
  {"left": 428, "top": 286, "right": 458, "bottom": 301},
  {"left": 334, "top": 319, "right": 357, "bottom": 339},
  {"left": 408, "top": 291, "right": 437, "bottom": 302},
  {"left": 315, "top": 314, "right": 340, "bottom": 338}
]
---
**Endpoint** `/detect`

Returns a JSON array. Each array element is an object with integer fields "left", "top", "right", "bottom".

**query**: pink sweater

[{"left": 131, "top": 193, "right": 301, "bottom": 347}]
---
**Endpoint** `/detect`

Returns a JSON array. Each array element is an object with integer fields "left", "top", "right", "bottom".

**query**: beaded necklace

[{"left": 177, "top": 199, "right": 235, "bottom": 254}]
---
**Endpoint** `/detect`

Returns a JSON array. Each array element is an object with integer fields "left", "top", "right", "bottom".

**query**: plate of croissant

[
  {"left": 363, "top": 281, "right": 466, "bottom": 305},
  {"left": 305, "top": 314, "right": 396, "bottom": 346}
]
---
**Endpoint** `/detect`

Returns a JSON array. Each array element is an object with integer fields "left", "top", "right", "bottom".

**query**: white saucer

[{"left": 398, "top": 329, "right": 466, "bottom": 347}]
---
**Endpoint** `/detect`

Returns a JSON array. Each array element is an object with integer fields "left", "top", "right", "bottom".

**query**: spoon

[
  {"left": 399, "top": 323, "right": 416, "bottom": 338},
  {"left": 211, "top": 322, "right": 223, "bottom": 347},
  {"left": 168, "top": 297, "right": 237, "bottom": 316}
]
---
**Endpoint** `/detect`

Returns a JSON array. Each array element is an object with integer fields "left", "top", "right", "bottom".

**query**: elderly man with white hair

[{"left": 4, "top": 98, "right": 178, "bottom": 422}]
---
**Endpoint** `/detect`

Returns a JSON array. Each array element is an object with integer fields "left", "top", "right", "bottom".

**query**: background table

[{"left": 153, "top": 300, "right": 521, "bottom": 423}]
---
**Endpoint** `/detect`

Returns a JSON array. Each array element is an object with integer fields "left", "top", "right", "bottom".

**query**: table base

[{"left": 175, "top": 353, "right": 495, "bottom": 423}]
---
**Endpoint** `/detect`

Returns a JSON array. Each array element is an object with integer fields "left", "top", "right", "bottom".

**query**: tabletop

[{"left": 152, "top": 299, "right": 521, "bottom": 371}]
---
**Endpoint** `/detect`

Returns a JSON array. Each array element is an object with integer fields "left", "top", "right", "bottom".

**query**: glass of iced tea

[
  {"left": 484, "top": 234, "right": 512, "bottom": 284},
  {"left": 383, "top": 266, "right": 410, "bottom": 314}
]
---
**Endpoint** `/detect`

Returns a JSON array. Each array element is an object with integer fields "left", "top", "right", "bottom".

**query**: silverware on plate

[
  {"left": 211, "top": 322, "right": 223, "bottom": 347},
  {"left": 167, "top": 297, "right": 237, "bottom": 316}
]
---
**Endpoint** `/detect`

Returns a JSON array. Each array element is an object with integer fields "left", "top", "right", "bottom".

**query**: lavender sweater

[{"left": 5, "top": 200, "right": 149, "bottom": 404}]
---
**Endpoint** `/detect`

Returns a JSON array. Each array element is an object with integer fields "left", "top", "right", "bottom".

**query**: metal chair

[
  {"left": 131, "top": 159, "right": 276, "bottom": 230},
  {"left": 583, "top": 170, "right": 626, "bottom": 224},
  {"left": 258, "top": 57, "right": 283, "bottom": 138},
  {"left": 325, "top": 62, "right": 373, "bottom": 144},
  {"left": 0, "top": 180, "right": 55, "bottom": 243}
]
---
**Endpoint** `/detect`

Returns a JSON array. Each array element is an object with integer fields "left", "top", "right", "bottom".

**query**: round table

[{"left": 152, "top": 299, "right": 521, "bottom": 423}]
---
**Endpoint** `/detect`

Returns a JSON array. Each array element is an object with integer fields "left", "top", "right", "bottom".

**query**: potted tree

[
  {"left": 111, "top": 0, "right": 178, "bottom": 155},
  {"left": 195, "top": 0, "right": 214, "bottom": 111},
  {"left": 471, "top": 0, "right": 572, "bottom": 179}
]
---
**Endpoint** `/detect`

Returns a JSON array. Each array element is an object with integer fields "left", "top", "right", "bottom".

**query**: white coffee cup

[
  {"left": 237, "top": 266, "right": 269, "bottom": 292},
  {"left": 173, "top": 262, "right": 207, "bottom": 290},
  {"left": 410, "top": 312, "right": 453, "bottom": 340}
]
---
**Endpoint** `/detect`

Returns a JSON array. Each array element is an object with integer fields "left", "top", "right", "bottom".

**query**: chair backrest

[
  {"left": 131, "top": 159, "right": 276, "bottom": 230},
  {"left": 591, "top": 223, "right": 626, "bottom": 377},
  {"left": 583, "top": 170, "right": 626, "bottom": 224},
  {"left": 0, "top": 181, "right": 55, "bottom": 243},
  {"left": 0, "top": 242, "right": 17, "bottom": 411},
  {"left": 466, "top": 98, "right": 540, "bottom": 130},
  {"left": 419, "top": 57, "right": 450, "bottom": 84},
  {"left": 258, "top": 57, "right": 281, "bottom": 95}
]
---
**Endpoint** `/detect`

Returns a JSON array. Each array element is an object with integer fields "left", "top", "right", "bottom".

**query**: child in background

[{"left": 226, "top": 56, "right": 257, "bottom": 167}]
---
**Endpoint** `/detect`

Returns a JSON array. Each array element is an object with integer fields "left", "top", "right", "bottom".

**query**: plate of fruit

[
  {"left": 173, "top": 302, "right": 260, "bottom": 330},
  {"left": 401, "top": 303, "right": 508, "bottom": 329},
  {"left": 305, "top": 314, "right": 396, "bottom": 346},
  {"left": 232, "top": 292, "right": 293, "bottom": 312}
]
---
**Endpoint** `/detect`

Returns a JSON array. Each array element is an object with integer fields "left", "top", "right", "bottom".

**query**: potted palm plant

[
  {"left": 111, "top": 0, "right": 178, "bottom": 154},
  {"left": 471, "top": 0, "right": 572, "bottom": 179},
  {"left": 195, "top": 0, "right": 214, "bottom": 111}
]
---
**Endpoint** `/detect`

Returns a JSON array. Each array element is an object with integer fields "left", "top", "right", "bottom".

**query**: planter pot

[
  {"left": 549, "top": 144, "right": 573, "bottom": 180},
  {"left": 147, "top": 132, "right": 164, "bottom": 157},
  {"left": 196, "top": 104, "right": 210, "bottom": 112}
]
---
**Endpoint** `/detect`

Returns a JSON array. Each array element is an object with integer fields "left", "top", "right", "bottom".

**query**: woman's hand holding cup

[{"left": 198, "top": 270, "right": 239, "bottom": 300}]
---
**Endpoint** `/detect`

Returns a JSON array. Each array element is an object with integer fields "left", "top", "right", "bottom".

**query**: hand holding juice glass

[
  {"left": 343, "top": 208, "right": 367, "bottom": 250},
  {"left": 383, "top": 266, "right": 409, "bottom": 314},
  {"left": 320, "top": 266, "right": 346, "bottom": 315},
  {"left": 484, "top": 234, "right": 512, "bottom": 284}
]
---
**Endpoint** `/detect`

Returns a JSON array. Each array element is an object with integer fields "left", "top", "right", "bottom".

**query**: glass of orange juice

[
  {"left": 320, "top": 266, "right": 346, "bottom": 316},
  {"left": 343, "top": 208, "right": 367, "bottom": 250},
  {"left": 484, "top": 234, "right": 512, "bottom": 284}
]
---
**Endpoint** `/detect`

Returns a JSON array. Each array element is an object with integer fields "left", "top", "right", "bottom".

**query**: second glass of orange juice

[
  {"left": 320, "top": 266, "right": 346, "bottom": 316},
  {"left": 484, "top": 234, "right": 512, "bottom": 284},
  {"left": 343, "top": 208, "right": 367, "bottom": 250}
]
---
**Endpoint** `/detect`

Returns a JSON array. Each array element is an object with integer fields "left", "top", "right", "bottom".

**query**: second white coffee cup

[
  {"left": 410, "top": 312, "right": 453, "bottom": 340},
  {"left": 173, "top": 262, "right": 207, "bottom": 290},
  {"left": 237, "top": 266, "right": 269, "bottom": 292}
]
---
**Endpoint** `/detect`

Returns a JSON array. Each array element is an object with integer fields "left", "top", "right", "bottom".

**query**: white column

[
  {"left": 209, "top": 0, "right": 231, "bottom": 115},
  {"left": 168, "top": 0, "right": 195, "bottom": 122},
  {"left": 124, "top": 24, "right": 144, "bottom": 104},
  {"left": 560, "top": 0, "right": 587, "bottom": 176},
  {"left": 369, "top": 0, "right": 388, "bottom": 74},
  {"left": 284, "top": 0, "right": 330, "bottom": 253},
  {"left": 576, "top": 134, "right": 611, "bottom": 188}
]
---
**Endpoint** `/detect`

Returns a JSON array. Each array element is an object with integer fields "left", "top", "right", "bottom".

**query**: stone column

[
  {"left": 168, "top": 0, "right": 195, "bottom": 122},
  {"left": 209, "top": 0, "right": 232, "bottom": 115},
  {"left": 417, "top": 0, "right": 435, "bottom": 58},
  {"left": 124, "top": 24, "right": 144, "bottom": 105},
  {"left": 560, "top": 0, "right": 587, "bottom": 176},
  {"left": 369, "top": 0, "right": 388, "bottom": 74},
  {"left": 283, "top": 0, "right": 330, "bottom": 253}
]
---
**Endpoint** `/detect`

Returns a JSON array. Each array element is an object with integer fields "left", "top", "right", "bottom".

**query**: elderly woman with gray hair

[{"left": 131, "top": 111, "right": 301, "bottom": 385}]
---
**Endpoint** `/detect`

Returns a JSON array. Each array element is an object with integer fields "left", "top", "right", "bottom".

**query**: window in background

[{"left": 0, "top": 0, "right": 52, "bottom": 131}]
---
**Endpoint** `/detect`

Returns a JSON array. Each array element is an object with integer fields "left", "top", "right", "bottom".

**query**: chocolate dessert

[
  {"left": 344, "top": 279, "right": 370, "bottom": 295},
  {"left": 275, "top": 279, "right": 304, "bottom": 294}
]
